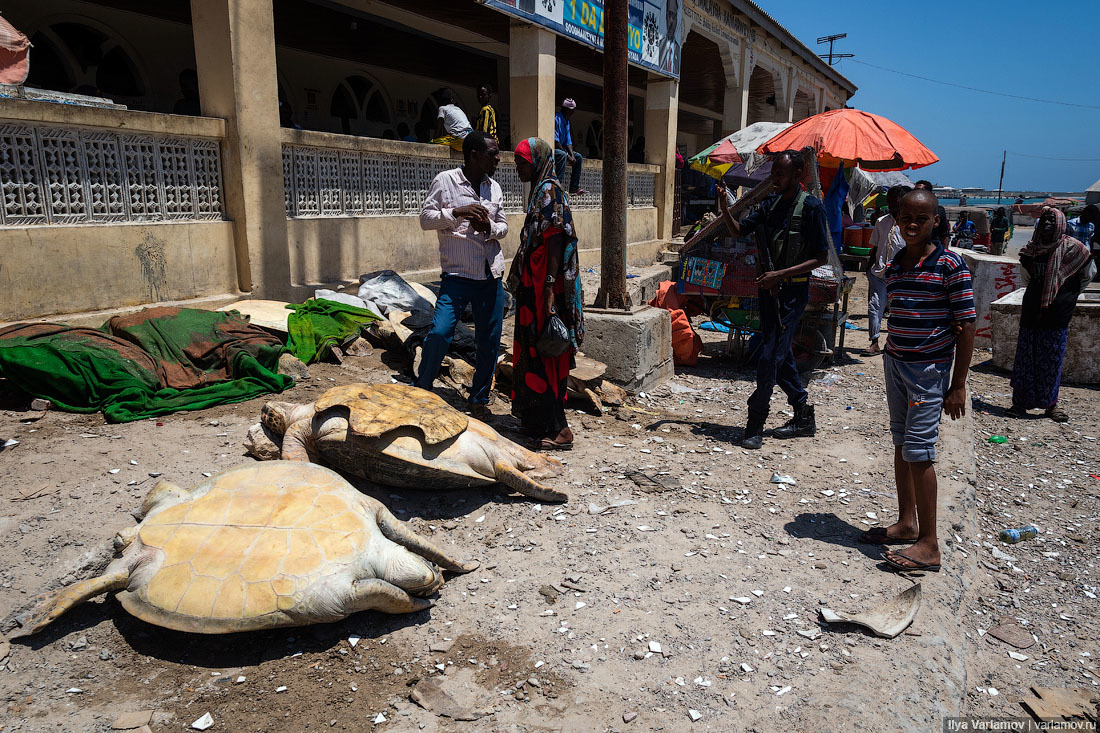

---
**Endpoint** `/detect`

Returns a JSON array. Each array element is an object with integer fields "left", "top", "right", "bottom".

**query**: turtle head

[
  {"left": 261, "top": 400, "right": 314, "bottom": 436},
  {"left": 385, "top": 549, "right": 445, "bottom": 597}
]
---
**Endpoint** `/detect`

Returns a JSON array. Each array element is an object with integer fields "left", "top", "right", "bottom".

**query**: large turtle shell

[
  {"left": 314, "top": 383, "right": 468, "bottom": 445},
  {"left": 119, "top": 462, "right": 372, "bottom": 633}
]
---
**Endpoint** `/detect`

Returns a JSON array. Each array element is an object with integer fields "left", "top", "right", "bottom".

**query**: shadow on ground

[{"left": 783, "top": 511, "right": 900, "bottom": 562}]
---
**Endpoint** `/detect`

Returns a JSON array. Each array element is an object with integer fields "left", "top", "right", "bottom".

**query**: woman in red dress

[{"left": 508, "top": 137, "right": 585, "bottom": 450}]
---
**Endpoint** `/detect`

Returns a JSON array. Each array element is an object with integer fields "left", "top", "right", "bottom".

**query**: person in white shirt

[
  {"left": 418, "top": 131, "right": 507, "bottom": 418},
  {"left": 863, "top": 185, "right": 909, "bottom": 356},
  {"left": 432, "top": 88, "right": 472, "bottom": 152}
]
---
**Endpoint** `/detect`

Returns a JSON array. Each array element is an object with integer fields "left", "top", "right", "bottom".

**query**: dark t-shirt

[{"left": 1020, "top": 252, "right": 1086, "bottom": 330}]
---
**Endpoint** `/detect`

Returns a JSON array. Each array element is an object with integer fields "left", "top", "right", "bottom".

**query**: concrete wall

[
  {"left": 285, "top": 208, "right": 658, "bottom": 292},
  {"left": 959, "top": 250, "right": 1023, "bottom": 341},
  {"left": 990, "top": 290, "right": 1100, "bottom": 384},
  {"left": 0, "top": 101, "right": 240, "bottom": 323},
  {"left": 0, "top": 220, "right": 238, "bottom": 322}
]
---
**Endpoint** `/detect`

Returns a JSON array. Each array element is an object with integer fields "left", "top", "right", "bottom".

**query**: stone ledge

[{"left": 0, "top": 293, "right": 245, "bottom": 330}]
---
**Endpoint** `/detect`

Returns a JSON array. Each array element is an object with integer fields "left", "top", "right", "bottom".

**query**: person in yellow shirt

[{"left": 475, "top": 83, "right": 497, "bottom": 140}]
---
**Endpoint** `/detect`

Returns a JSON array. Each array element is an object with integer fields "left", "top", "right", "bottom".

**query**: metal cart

[{"left": 677, "top": 233, "right": 854, "bottom": 372}]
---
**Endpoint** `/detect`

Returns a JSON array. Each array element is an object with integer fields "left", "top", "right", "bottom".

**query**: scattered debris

[
  {"left": 624, "top": 470, "right": 677, "bottom": 493},
  {"left": 588, "top": 499, "right": 639, "bottom": 514},
  {"left": 986, "top": 617, "right": 1036, "bottom": 650},
  {"left": 1020, "top": 687, "right": 1098, "bottom": 723},
  {"left": 820, "top": 584, "right": 921, "bottom": 638},
  {"left": 770, "top": 472, "right": 796, "bottom": 486},
  {"left": 111, "top": 710, "right": 154, "bottom": 730},
  {"left": 409, "top": 678, "right": 488, "bottom": 720},
  {"left": 191, "top": 713, "right": 214, "bottom": 731}
]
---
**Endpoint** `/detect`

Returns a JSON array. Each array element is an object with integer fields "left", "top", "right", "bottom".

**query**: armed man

[{"left": 719, "top": 149, "right": 830, "bottom": 449}]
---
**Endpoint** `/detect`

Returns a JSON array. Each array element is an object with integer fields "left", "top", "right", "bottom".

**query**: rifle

[{"left": 752, "top": 224, "right": 785, "bottom": 335}]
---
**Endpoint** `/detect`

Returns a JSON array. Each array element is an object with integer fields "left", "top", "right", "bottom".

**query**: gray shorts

[{"left": 884, "top": 354, "right": 951, "bottom": 463}]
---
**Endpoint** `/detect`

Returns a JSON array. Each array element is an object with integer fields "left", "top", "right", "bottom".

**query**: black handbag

[{"left": 535, "top": 314, "right": 572, "bottom": 357}]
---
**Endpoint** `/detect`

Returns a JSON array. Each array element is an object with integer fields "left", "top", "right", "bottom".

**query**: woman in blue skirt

[{"left": 1010, "top": 207, "right": 1093, "bottom": 422}]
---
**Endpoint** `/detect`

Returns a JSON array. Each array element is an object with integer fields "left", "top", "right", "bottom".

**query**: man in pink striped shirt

[{"left": 417, "top": 131, "right": 507, "bottom": 419}]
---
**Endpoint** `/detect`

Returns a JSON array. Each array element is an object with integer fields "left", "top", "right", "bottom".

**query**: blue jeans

[
  {"left": 746, "top": 283, "right": 809, "bottom": 417},
  {"left": 415, "top": 275, "right": 504, "bottom": 404},
  {"left": 553, "top": 149, "right": 584, "bottom": 193}
]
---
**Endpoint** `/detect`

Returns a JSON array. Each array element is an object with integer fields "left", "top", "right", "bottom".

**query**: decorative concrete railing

[
  {"left": 0, "top": 102, "right": 226, "bottom": 226},
  {"left": 281, "top": 130, "right": 658, "bottom": 218}
]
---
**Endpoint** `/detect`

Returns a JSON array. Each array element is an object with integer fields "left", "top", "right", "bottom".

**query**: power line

[
  {"left": 852, "top": 60, "right": 1100, "bottom": 111},
  {"left": 1007, "top": 151, "right": 1100, "bottom": 162}
]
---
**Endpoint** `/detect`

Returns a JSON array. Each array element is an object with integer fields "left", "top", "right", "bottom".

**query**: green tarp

[
  {"left": 285, "top": 299, "right": 381, "bottom": 364},
  {"left": 0, "top": 307, "right": 293, "bottom": 423}
]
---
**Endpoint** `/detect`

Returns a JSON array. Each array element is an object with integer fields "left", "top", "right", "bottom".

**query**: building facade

[{"left": 0, "top": 0, "right": 854, "bottom": 323}]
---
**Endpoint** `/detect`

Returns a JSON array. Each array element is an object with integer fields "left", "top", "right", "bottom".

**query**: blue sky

[{"left": 762, "top": 1, "right": 1100, "bottom": 192}]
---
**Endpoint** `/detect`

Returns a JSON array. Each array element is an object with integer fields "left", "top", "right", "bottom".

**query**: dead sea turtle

[
  {"left": 9, "top": 462, "right": 476, "bottom": 637},
  {"left": 247, "top": 383, "right": 566, "bottom": 502}
]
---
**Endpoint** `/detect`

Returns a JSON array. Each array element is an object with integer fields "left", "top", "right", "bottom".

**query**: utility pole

[
  {"left": 997, "top": 150, "right": 1006, "bottom": 204},
  {"left": 816, "top": 33, "right": 853, "bottom": 66},
  {"left": 597, "top": 0, "right": 628, "bottom": 309}
]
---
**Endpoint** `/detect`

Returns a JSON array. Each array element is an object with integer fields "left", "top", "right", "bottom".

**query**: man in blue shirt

[
  {"left": 719, "top": 150, "right": 830, "bottom": 449},
  {"left": 1067, "top": 204, "right": 1098, "bottom": 280},
  {"left": 553, "top": 98, "right": 586, "bottom": 196}
]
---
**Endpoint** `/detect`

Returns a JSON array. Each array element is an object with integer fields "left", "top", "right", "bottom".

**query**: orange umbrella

[{"left": 758, "top": 109, "right": 938, "bottom": 172}]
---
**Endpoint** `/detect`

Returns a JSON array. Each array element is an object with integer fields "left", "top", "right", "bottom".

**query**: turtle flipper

[
  {"left": 350, "top": 579, "right": 433, "bottom": 614},
  {"left": 495, "top": 461, "right": 568, "bottom": 503},
  {"left": 8, "top": 568, "right": 129, "bottom": 639},
  {"left": 374, "top": 506, "right": 479, "bottom": 573}
]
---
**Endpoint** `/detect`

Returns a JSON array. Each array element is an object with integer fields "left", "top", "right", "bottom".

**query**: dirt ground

[{"left": 0, "top": 273, "right": 1096, "bottom": 732}]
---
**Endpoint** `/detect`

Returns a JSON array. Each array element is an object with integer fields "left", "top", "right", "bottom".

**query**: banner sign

[{"left": 483, "top": 0, "right": 681, "bottom": 78}]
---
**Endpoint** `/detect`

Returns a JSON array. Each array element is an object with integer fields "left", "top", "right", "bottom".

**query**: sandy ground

[{"left": 0, "top": 272, "right": 1096, "bottom": 732}]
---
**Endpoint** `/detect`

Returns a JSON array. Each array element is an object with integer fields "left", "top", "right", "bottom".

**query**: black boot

[
  {"left": 774, "top": 403, "right": 816, "bottom": 439},
  {"left": 740, "top": 414, "right": 766, "bottom": 450}
]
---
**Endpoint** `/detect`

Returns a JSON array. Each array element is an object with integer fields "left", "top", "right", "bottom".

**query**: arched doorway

[
  {"left": 793, "top": 89, "right": 815, "bottom": 122},
  {"left": 330, "top": 73, "right": 392, "bottom": 137},
  {"left": 746, "top": 66, "right": 776, "bottom": 125},
  {"left": 25, "top": 19, "right": 146, "bottom": 106}
]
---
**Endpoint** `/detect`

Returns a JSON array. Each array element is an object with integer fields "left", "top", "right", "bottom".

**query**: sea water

[{"left": 938, "top": 197, "right": 1045, "bottom": 207}]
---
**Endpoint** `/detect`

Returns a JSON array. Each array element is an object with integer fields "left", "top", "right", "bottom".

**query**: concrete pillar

[
  {"left": 775, "top": 67, "right": 794, "bottom": 123},
  {"left": 190, "top": 0, "right": 289, "bottom": 298},
  {"left": 509, "top": 22, "right": 556, "bottom": 143},
  {"left": 644, "top": 77, "right": 678, "bottom": 241},
  {"left": 721, "top": 82, "right": 748, "bottom": 137}
]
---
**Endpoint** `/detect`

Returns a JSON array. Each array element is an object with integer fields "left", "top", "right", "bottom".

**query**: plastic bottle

[
  {"left": 988, "top": 435, "right": 1007, "bottom": 444},
  {"left": 998, "top": 526, "right": 1039, "bottom": 544}
]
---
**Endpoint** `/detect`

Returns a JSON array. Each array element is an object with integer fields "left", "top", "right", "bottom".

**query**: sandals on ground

[
  {"left": 537, "top": 438, "right": 573, "bottom": 451},
  {"left": 882, "top": 551, "right": 941, "bottom": 573}
]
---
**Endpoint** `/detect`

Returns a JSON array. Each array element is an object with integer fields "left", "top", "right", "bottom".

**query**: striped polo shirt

[{"left": 884, "top": 242, "right": 976, "bottom": 363}]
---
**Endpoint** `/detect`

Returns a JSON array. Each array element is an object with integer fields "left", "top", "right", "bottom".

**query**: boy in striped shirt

[{"left": 866, "top": 189, "right": 976, "bottom": 573}]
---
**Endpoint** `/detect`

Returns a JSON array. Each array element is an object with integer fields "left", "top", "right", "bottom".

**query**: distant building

[{"left": 1087, "top": 177, "right": 1100, "bottom": 205}]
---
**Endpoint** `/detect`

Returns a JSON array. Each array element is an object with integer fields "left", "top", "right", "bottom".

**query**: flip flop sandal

[
  {"left": 859, "top": 347, "right": 882, "bottom": 356},
  {"left": 859, "top": 527, "right": 916, "bottom": 545},
  {"left": 882, "top": 551, "right": 941, "bottom": 573},
  {"left": 537, "top": 438, "right": 573, "bottom": 452}
]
